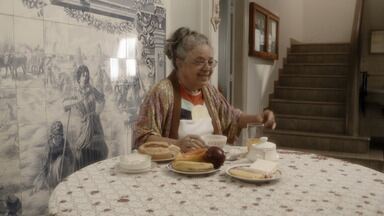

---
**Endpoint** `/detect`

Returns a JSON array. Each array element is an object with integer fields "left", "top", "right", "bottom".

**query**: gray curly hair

[{"left": 165, "top": 27, "right": 211, "bottom": 69}]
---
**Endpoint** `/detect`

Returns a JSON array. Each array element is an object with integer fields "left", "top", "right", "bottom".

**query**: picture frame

[
  {"left": 370, "top": 30, "right": 384, "bottom": 54},
  {"left": 248, "top": 2, "right": 279, "bottom": 60}
]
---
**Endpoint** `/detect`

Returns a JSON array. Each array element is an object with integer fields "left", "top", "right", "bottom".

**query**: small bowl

[{"left": 202, "top": 134, "right": 227, "bottom": 148}]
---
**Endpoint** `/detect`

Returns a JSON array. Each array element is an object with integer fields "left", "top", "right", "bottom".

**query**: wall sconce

[{"left": 211, "top": 0, "right": 221, "bottom": 32}]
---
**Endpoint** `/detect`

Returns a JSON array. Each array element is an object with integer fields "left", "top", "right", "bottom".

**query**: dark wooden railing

[
  {"left": 359, "top": 71, "right": 368, "bottom": 114},
  {"left": 360, "top": 72, "right": 384, "bottom": 114},
  {"left": 346, "top": 0, "right": 364, "bottom": 136}
]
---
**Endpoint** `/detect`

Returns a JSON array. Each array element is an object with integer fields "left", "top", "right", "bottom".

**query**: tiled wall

[{"left": 0, "top": 0, "right": 165, "bottom": 215}]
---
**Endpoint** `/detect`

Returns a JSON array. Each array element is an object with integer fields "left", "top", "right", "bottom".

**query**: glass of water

[{"left": 246, "top": 123, "right": 264, "bottom": 150}]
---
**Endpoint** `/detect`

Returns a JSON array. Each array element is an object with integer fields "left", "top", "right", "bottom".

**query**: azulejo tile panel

[
  {"left": 43, "top": 4, "right": 71, "bottom": 24},
  {"left": 0, "top": 89, "right": 17, "bottom": 125},
  {"left": 0, "top": 0, "right": 13, "bottom": 15},
  {"left": 13, "top": 0, "right": 45, "bottom": 19},
  {"left": 0, "top": 14, "right": 16, "bottom": 89},
  {"left": 17, "top": 104, "right": 47, "bottom": 126},
  {"left": 0, "top": 97, "right": 21, "bottom": 215},
  {"left": 0, "top": 124, "right": 19, "bottom": 170},
  {"left": 14, "top": 16, "right": 45, "bottom": 88},
  {"left": 1, "top": 0, "right": 166, "bottom": 214},
  {"left": 16, "top": 87, "right": 46, "bottom": 107},
  {"left": 18, "top": 123, "right": 49, "bottom": 185}
]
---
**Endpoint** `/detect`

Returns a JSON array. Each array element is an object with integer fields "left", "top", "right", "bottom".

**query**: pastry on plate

[{"left": 139, "top": 141, "right": 180, "bottom": 160}]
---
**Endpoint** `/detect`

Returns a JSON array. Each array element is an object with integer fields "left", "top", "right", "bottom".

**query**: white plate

[
  {"left": 225, "top": 164, "right": 282, "bottom": 183},
  {"left": 166, "top": 163, "right": 220, "bottom": 175}
]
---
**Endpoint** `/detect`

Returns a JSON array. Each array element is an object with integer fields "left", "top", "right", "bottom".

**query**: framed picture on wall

[
  {"left": 248, "top": 2, "right": 279, "bottom": 60},
  {"left": 370, "top": 30, "right": 384, "bottom": 54}
]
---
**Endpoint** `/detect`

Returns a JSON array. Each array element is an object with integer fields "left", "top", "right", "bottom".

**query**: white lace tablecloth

[{"left": 49, "top": 149, "right": 384, "bottom": 216}]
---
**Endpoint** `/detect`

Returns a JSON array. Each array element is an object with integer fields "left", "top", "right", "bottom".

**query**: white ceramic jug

[{"left": 246, "top": 137, "right": 279, "bottom": 162}]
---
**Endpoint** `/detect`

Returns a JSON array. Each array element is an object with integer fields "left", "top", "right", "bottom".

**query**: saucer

[{"left": 117, "top": 165, "right": 152, "bottom": 174}]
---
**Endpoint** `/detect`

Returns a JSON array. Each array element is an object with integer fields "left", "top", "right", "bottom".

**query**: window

[
  {"left": 110, "top": 37, "right": 137, "bottom": 81},
  {"left": 248, "top": 3, "right": 279, "bottom": 60}
]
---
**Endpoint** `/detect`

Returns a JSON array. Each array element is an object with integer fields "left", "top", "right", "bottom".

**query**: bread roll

[
  {"left": 168, "top": 144, "right": 181, "bottom": 155},
  {"left": 138, "top": 142, "right": 174, "bottom": 160},
  {"left": 172, "top": 161, "right": 214, "bottom": 172},
  {"left": 174, "top": 148, "right": 207, "bottom": 162}
]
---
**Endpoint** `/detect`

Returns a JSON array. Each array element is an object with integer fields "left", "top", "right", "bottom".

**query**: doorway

[{"left": 218, "top": 0, "right": 234, "bottom": 104}]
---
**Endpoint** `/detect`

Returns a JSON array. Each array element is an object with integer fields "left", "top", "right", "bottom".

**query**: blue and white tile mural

[{"left": 0, "top": 0, "right": 166, "bottom": 215}]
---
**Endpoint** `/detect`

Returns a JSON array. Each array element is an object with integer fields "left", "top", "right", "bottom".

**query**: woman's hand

[
  {"left": 262, "top": 109, "right": 276, "bottom": 129},
  {"left": 176, "top": 135, "right": 206, "bottom": 152},
  {"left": 63, "top": 96, "right": 83, "bottom": 112}
]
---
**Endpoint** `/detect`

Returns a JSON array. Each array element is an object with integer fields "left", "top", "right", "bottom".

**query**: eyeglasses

[{"left": 190, "top": 59, "right": 218, "bottom": 69}]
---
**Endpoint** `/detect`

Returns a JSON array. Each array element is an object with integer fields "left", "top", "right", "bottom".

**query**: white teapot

[{"left": 246, "top": 137, "right": 279, "bottom": 162}]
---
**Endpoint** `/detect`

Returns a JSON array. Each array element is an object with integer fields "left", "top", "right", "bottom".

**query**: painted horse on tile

[{"left": 0, "top": 54, "right": 12, "bottom": 79}]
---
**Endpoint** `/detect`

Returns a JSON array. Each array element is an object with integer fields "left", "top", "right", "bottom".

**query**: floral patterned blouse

[{"left": 134, "top": 71, "right": 242, "bottom": 147}]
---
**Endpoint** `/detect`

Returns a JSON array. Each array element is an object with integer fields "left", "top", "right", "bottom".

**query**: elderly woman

[{"left": 135, "top": 27, "right": 275, "bottom": 152}]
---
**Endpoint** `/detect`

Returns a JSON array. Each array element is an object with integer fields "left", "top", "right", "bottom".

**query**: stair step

[
  {"left": 283, "top": 64, "right": 348, "bottom": 75},
  {"left": 274, "top": 86, "right": 346, "bottom": 102},
  {"left": 290, "top": 43, "right": 350, "bottom": 53},
  {"left": 270, "top": 99, "right": 345, "bottom": 117},
  {"left": 278, "top": 147, "right": 384, "bottom": 172},
  {"left": 287, "top": 52, "right": 349, "bottom": 64},
  {"left": 288, "top": 52, "right": 349, "bottom": 55},
  {"left": 264, "top": 129, "right": 370, "bottom": 153},
  {"left": 278, "top": 74, "right": 347, "bottom": 88},
  {"left": 275, "top": 114, "right": 345, "bottom": 134}
]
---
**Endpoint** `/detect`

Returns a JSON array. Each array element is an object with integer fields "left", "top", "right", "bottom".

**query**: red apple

[{"left": 203, "top": 146, "right": 226, "bottom": 169}]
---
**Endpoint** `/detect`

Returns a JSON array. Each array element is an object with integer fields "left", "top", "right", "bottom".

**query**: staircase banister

[{"left": 346, "top": 0, "right": 364, "bottom": 136}]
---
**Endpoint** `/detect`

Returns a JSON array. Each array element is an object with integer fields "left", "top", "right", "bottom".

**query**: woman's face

[
  {"left": 177, "top": 44, "right": 215, "bottom": 91},
  {"left": 79, "top": 71, "right": 89, "bottom": 88}
]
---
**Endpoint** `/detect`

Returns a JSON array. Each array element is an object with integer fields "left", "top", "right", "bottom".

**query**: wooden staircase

[{"left": 265, "top": 43, "right": 383, "bottom": 172}]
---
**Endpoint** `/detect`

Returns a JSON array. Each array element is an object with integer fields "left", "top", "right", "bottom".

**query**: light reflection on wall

[
  {"left": 110, "top": 37, "right": 136, "bottom": 81},
  {"left": 110, "top": 58, "right": 119, "bottom": 81},
  {"left": 126, "top": 59, "right": 136, "bottom": 76}
]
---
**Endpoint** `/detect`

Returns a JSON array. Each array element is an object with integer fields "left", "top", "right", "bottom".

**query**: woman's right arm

[{"left": 63, "top": 96, "right": 81, "bottom": 112}]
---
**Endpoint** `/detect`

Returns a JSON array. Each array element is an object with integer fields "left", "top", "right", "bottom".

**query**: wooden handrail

[{"left": 346, "top": 0, "right": 364, "bottom": 136}]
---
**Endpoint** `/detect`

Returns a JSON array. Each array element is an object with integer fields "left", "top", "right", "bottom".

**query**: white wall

[
  {"left": 303, "top": 0, "right": 356, "bottom": 43},
  {"left": 164, "top": 0, "right": 219, "bottom": 87},
  {"left": 244, "top": 0, "right": 304, "bottom": 114}
]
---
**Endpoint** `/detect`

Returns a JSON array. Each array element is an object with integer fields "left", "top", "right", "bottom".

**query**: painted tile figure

[
  {"left": 5, "top": 194, "right": 22, "bottom": 216},
  {"left": 32, "top": 121, "right": 74, "bottom": 192},
  {"left": 0, "top": 53, "right": 12, "bottom": 79},
  {"left": 63, "top": 65, "right": 108, "bottom": 169}
]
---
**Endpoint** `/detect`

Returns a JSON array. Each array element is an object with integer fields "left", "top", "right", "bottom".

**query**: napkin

[
  {"left": 249, "top": 159, "right": 278, "bottom": 176},
  {"left": 223, "top": 145, "right": 248, "bottom": 161}
]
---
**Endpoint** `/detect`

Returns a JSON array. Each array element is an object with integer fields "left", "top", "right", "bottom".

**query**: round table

[{"left": 49, "top": 149, "right": 384, "bottom": 216}]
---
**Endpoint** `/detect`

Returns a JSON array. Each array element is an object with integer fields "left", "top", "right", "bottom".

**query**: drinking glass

[{"left": 246, "top": 123, "right": 264, "bottom": 150}]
